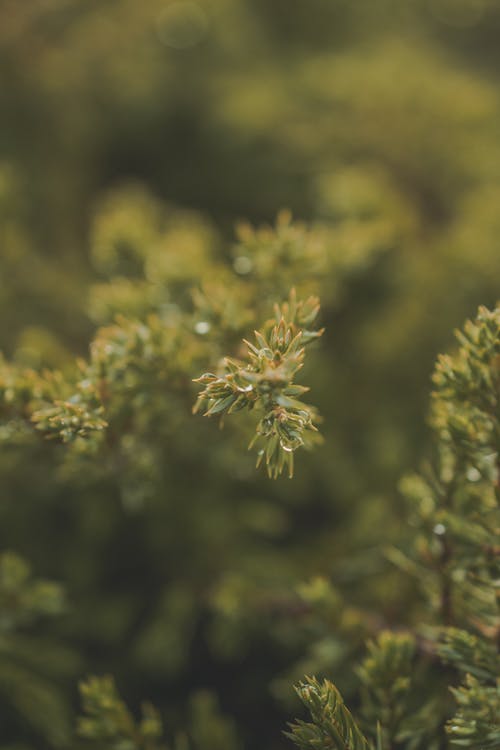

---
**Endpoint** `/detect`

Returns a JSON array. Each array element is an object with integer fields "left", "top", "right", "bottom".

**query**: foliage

[
  {"left": 0, "top": 552, "right": 64, "bottom": 629},
  {"left": 78, "top": 676, "right": 166, "bottom": 750},
  {"left": 194, "top": 290, "right": 323, "bottom": 478},
  {"left": 287, "top": 677, "right": 369, "bottom": 750},
  {"left": 0, "top": 553, "right": 74, "bottom": 748},
  {"left": 77, "top": 676, "right": 240, "bottom": 750},
  {"left": 356, "top": 632, "right": 417, "bottom": 749},
  {"left": 0, "top": 211, "right": 498, "bottom": 750},
  {"left": 447, "top": 676, "right": 500, "bottom": 750},
  {"left": 1, "top": 2, "right": 500, "bottom": 749},
  {"left": 287, "top": 305, "right": 500, "bottom": 750}
]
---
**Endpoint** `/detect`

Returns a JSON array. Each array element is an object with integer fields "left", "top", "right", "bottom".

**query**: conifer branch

[
  {"left": 437, "top": 627, "right": 500, "bottom": 683},
  {"left": 78, "top": 676, "right": 167, "bottom": 750},
  {"left": 193, "top": 290, "right": 323, "bottom": 478},
  {"left": 0, "top": 552, "right": 64, "bottom": 632},
  {"left": 287, "top": 305, "right": 500, "bottom": 750},
  {"left": 446, "top": 675, "right": 500, "bottom": 749},
  {"left": 286, "top": 676, "right": 370, "bottom": 750},
  {"left": 357, "top": 631, "right": 417, "bottom": 749}
]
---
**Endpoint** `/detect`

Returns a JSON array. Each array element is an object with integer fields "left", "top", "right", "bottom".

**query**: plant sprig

[
  {"left": 193, "top": 290, "right": 323, "bottom": 478},
  {"left": 286, "top": 676, "right": 370, "bottom": 750}
]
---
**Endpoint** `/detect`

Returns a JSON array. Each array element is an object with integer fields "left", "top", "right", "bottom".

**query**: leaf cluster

[
  {"left": 193, "top": 290, "right": 323, "bottom": 478},
  {"left": 0, "top": 553, "right": 74, "bottom": 747},
  {"left": 286, "top": 676, "right": 369, "bottom": 750},
  {"left": 0, "top": 552, "right": 64, "bottom": 631},
  {"left": 78, "top": 676, "right": 166, "bottom": 750},
  {"left": 446, "top": 675, "right": 500, "bottom": 749},
  {"left": 77, "top": 677, "right": 241, "bottom": 750},
  {"left": 287, "top": 304, "right": 500, "bottom": 750}
]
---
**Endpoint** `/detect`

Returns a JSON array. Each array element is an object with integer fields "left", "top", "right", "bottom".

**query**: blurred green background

[{"left": 1, "top": 1, "right": 500, "bottom": 748}]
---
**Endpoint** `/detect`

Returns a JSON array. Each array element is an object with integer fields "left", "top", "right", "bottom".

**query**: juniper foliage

[
  {"left": 0, "top": 552, "right": 74, "bottom": 747},
  {"left": 29, "top": 303, "right": 498, "bottom": 750},
  {"left": 77, "top": 676, "right": 241, "bottom": 750},
  {"left": 288, "top": 305, "right": 500, "bottom": 750},
  {"left": 193, "top": 290, "right": 323, "bottom": 478},
  {"left": 2, "top": 2, "right": 500, "bottom": 749},
  {"left": 78, "top": 676, "right": 166, "bottom": 750}
]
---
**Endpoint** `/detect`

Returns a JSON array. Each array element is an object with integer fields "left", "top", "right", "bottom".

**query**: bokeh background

[{"left": 1, "top": 1, "right": 500, "bottom": 748}]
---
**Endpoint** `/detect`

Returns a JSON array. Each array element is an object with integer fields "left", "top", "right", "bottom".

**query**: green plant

[
  {"left": 77, "top": 676, "right": 241, "bottom": 750},
  {"left": 0, "top": 552, "right": 74, "bottom": 747},
  {"left": 77, "top": 676, "right": 167, "bottom": 750},
  {"left": 193, "top": 290, "right": 323, "bottom": 478},
  {"left": 287, "top": 305, "right": 500, "bottom": 750}
]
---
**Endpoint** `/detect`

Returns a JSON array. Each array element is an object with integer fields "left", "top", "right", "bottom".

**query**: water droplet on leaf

[{"left": 195, "top": 321, "right": 211, "bottom": 335}]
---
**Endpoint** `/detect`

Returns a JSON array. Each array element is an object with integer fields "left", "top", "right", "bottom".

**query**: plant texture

[
  {"left": 193, "top": 290, "right": 323, "bottom": 478},
  {"left": 287, "top": 304, "right": 500, "bottom": 750}
]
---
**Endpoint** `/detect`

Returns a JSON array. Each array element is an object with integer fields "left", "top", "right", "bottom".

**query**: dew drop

[
  {"left": 195, "top": 321, "right": 211, "bottom": 335},
  {"left": 466, "top": 467, "right": 481, "bottom": 482},
  {"left": 233, "top": 255, "right": 253, "bottom": 275}
]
